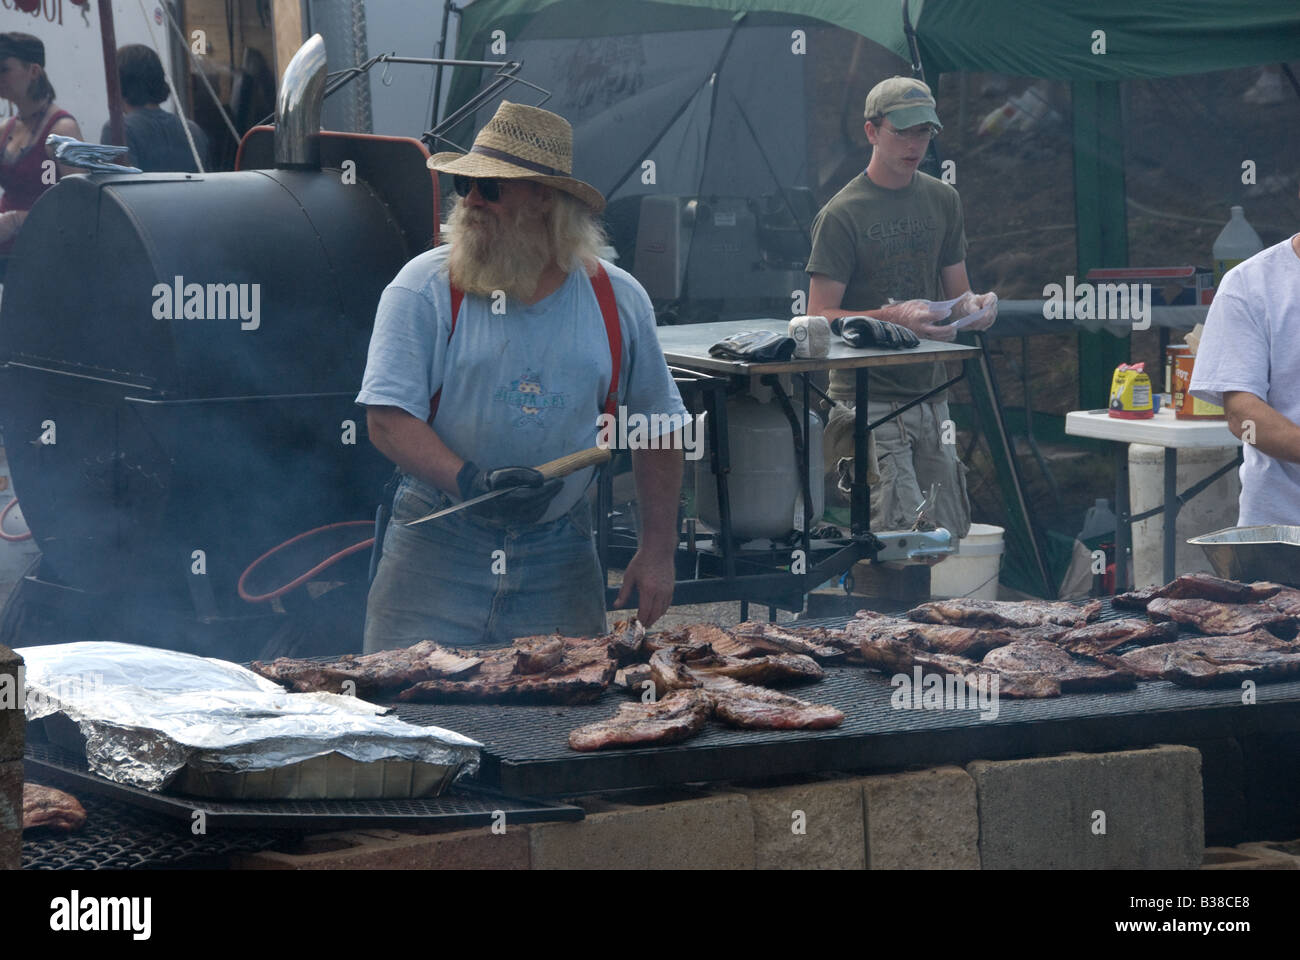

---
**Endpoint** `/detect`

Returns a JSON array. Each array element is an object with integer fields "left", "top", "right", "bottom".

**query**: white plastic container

[
  {"left": 929, "top": 523, "right": 1004, "bottom": 599},
  {"left": 696, "top": 392, "right": 824, "bottom": 540},
  {"left": 1128, "top": 442, "right": 1241, "bottom": 588},
  {"left": 1212, "top": 206, "right": 1263, "bottom": 286}
]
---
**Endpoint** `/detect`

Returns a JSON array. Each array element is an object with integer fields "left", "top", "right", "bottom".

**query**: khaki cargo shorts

[{"left": 824, "top": 399, "right": 972, "bottom": 539}]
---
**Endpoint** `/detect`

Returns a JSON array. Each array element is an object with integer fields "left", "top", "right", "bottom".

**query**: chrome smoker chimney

[{"left": 274, "top": 34, "right": 327, "bottom": 169}]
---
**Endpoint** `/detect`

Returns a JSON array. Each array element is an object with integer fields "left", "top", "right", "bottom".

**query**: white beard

[{"left": 445, "top": 197, "right": 553, "bottom": 301}]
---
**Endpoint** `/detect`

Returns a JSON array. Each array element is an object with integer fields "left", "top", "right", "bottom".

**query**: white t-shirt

[{"left": 1190, "top": 236, "right": 1300, "bottom": 525}]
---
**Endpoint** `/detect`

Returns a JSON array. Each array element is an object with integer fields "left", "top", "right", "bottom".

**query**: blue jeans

[{"left": 363, "top": 474, "right": 608, "bottom": 652}]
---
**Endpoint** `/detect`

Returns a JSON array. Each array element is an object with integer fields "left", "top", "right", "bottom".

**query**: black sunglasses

[{"left": 452, "top": 175, "right": 501, "bottom": 202}]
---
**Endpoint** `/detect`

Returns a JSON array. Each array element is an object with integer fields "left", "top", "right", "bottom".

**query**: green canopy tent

[{"left": 443, "top": 0, "right": 1300, "bottom": 598}]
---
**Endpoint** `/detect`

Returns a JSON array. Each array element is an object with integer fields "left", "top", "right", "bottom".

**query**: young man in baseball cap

[{"left": 806, "top": 76, "right": 998, "bottom": 540}]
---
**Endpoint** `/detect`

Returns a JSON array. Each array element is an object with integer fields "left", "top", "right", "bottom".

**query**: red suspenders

[{"left": 427, "top": 264, "right": 623, "bottom": 422}]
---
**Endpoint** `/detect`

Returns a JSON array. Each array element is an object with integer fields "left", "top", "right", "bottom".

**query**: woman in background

[
  {"left": 0, "top": 32, "right": 81, "bottom": 255},
  {"left": 101, "top": 44, "right": 209, "bottom": 174}
]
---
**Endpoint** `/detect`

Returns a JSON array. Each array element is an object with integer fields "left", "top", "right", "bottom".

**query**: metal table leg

[
  {"left": 852, "top": 367, "right": 871, "bottom": 538},
  {"left": 1115, "top": 442, "right": 1131, "bottom": 591},
  {"left": 1163, "top": 447, "right": 1178, "bottom": 585}
]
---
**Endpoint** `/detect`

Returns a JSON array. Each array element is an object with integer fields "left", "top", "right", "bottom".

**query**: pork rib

[
  {"left": 23, "top": 783, "right": 87, "bottom": 832},
  {"left": 906, "top": 598, "right": 1102, "bottom": 629},
  {"left": 1114, "top": 575, "right": 1284, "bottom": 610},
  {"left": 1146, "top": 597, "right": 1297, "bottom": 638},
  {"left": 731, "top": 621, "right": 847, "bottom": 662},
  {"left": 568, "top": 689, "right": 714, "bottom": 751},
  {"left": 855, "top": 634, "right": 1062, "bottom": 698},
  {"left": 1056, "top": 618, "right": 1180, "bottom": 656},
  {"left": 698, "top": 675, "right": 844, "bottom": 729},
  {"left": 399, "top": 639, "right": 617, "bottom": 704},
  {"left": 251, "top": 641, "right": 484, "bottom": 696},
  {"left": 1117, "top": 631, "right": 1300, "bottom": 686},
  {"left": 981, "top": 641, "right": 1136, "bottom": 692},
  {"left": 846, "top": 610, "right": 1027, "bottom": 658}
]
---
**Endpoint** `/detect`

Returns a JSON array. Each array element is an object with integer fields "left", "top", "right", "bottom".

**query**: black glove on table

[
  {"left": 708, "top": 330, "right": 797, "bottom": 362},
  {"left": 457, "top": 461, "right": 563, "bottom": 526},
  {"left": 832, "top": 316, "right": 920, "bottom": 349}
]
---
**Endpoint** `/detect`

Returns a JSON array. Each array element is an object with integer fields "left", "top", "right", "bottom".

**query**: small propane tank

[{"left": 695, "top": 388, "right": 824, "bottom": 541}]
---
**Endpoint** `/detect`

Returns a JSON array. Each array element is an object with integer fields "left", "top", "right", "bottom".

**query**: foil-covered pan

[
  {"left": 19, "top": 641, "right": 480, "bottom": 799},
  {"left": 1188, "top": 525, "right": 1300, "bottom": 586}
]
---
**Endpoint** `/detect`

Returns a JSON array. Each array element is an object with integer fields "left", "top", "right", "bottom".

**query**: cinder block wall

[{"left": 0, "top": 645, "right": 23, "bottom": 870}]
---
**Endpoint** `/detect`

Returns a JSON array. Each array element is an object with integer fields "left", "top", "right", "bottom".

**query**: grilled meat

[
  {"left": 855, "top": 634, "right": 1062, "bottom": 698},
  {"left": 732, "top": 621, "right": 847, "bottom": 662},
  {"left": 251, "top": 641, "right": 483, "bottom": 696},
  {"left": 1115, "top": 575, "right": 1283, "bottom": 611},
  {"left": 1158, "top": 573, "right": 1278, "bottom": 603},
  {"left": 846, "top": 612, "right": 1005, "bottom": 657},
  {"left": 981, "top": 641, "right": 1136, "bottom": 691},
  {"left": 1265, "top": 587, "right": 1300, "bottom": 618},
  {"left": 399, "top": 640, "right": 617, "bottom": 704},
  {"left": 906, "top": 598, "right": 1102, "bottom": 629},
  {"left": 687, "top": 652, "right": 824, "bottom": 686},
  {"left": 603, "top": 618, "right": 647, "bottom": 664},
  {"left": 1117, "top": 631, "right": 1300, "bottom": 685},
  {"left": 1113, "top": 588, "right": 1158, "bottom": 610},
  {"left": 568, "top": 689, "right": 714, "bottom": 751},
  {"left": 615, "top": 663, "right": 654, "bottom": 693},
  {"left": 698, "top": 675, "right": 843, "bottom": 729},
  {"left": 23, "top": 783, "right": 86, "bottom": 832},
  {"left": 1146, "top": 597, "right": 1297, "bottom": 638},
  {"left": 1056, "top": 618, "right": 1180, "bottom": 656},
  {"left": 513, "top": 635, "right": 566, "bottom": 674},
  {"left": 648, "top": 644, "right": 708, "bottom": 695}
]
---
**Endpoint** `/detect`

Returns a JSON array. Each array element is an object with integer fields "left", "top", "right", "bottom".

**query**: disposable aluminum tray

[
  {"left": 383, "top": 602, "right": 1300, "bottom": 797},
  {"left": 24, "top": 742, "right": 584, "bottom": 832},
  {"left": 1189, "top": 525, "right": 1300, "bottom": 585}
]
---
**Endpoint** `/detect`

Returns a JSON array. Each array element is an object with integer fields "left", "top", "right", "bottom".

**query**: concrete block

[
  {"left": 1202, "top": 845, "right": 1298, "bottom": 870},
  {"left": 233, "top": 823, "right": 530, "bottom": 870},
  {"left": 0, "top": 645, "right": 22, "bottom": 762},
  {"left": 859, "top": 766, "right": 980, "bottom": 869},
  {"left": 735, "top": 776, "right": 865, "bottom": 869},
  {"left": 0, "top": 759, "right": 21, "bottom": 870},
  {"left": 968, "top": 745, "right": 1203, "bottom": 870},
  {"left": 529, "top": 789, "right": 755, "bottom": 869}
]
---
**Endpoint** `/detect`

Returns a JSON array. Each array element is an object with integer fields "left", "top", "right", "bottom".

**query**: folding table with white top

[{"left": 1064, "top": 407, "right": 1241, "bottom": 587}]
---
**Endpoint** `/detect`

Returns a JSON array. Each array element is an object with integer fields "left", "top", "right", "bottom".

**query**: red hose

[
  {"left": 0, "top": 497, "right": 32, "bottom": 542},
  {"left": 237, "top": 521, "right": 375, "bottom": 604}
]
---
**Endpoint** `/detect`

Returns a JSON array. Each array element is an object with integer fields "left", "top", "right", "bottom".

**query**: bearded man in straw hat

[{"left": 357, "top": 101, "right": 689, "bottom": 650}]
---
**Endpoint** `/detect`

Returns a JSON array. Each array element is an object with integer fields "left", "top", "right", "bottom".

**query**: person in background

[
  {"left": 101, "top": 44, "right": 209, "bottom": 174},
  {"left": 806, "top": 76, "right": 997, "bottom": 539},
  {"left": 1189, "top": 189, "right": 1300, "bottom": 526},
  {"left": 0, "top": 32, "right": 81, "bottom": 256}
]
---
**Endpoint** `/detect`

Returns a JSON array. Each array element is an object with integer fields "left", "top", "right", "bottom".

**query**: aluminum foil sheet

[{"left": 18, "top": 642, "right": 481, "bottom": 793}]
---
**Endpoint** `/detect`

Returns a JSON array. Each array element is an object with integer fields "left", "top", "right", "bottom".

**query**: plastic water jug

[
  {"left": 1212, "top": 206, "right": 1263, "bottom": 286},
  {"left": 1077, "top": 498, "right": 1116, "bottom": 542}
]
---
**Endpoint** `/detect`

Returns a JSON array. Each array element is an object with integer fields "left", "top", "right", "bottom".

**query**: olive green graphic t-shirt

[{"left": 806, "top": 171, "right": 968, "bottom": 402}]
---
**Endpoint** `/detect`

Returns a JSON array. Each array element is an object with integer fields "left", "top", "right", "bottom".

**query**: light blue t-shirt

[
  {"left": 1190, "top": 236, "right": 1300, "bottom": 526},
  {"left": 356, "top": 245, "right": 688, "bottom": 522}
]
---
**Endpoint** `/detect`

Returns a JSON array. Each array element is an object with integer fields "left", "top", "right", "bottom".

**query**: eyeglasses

[
  {"left": 879, "top": 121, "right": 939, "bottom": 142},
  {"left": 453, "top": 175, "right": 501, "bottom": 202}
]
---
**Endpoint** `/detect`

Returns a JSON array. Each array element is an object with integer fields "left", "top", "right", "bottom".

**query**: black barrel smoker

[{"left": 0, "top": 37, "right": 437, "bottom": 659}]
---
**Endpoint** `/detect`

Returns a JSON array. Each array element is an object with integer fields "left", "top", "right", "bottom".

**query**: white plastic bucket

[{"left": 929, "top": 523, "right": 1004, "bottom": 599}]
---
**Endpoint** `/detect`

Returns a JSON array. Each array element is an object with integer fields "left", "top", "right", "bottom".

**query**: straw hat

[{"left": 427, "top": 101, "right": 605, "bottom": 213}]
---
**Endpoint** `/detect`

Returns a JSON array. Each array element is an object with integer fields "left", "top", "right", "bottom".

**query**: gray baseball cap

[{"left": 865, "top": 76, "right": 942, "bottom": 130}]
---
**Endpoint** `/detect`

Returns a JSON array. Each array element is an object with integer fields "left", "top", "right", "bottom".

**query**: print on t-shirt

[{"left": 495, "top": 368, "right": 568, "bottom": 428}]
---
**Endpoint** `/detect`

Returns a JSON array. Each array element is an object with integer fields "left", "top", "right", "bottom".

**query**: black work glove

[
  {"left": 832, "top": 316, "right": 920, "bottom": 350},
  {"left": 708, "top": 330, "right": 797, "bottom": 362},
  {"left": 457, "top": 461, "right": 563, "bottom": 526}
]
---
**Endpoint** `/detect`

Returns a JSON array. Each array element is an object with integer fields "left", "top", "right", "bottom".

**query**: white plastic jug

[
  {"left": 1077, "top": 498, "right": 1116, "bottom": 542},
  {"left": 1212, "top": 206, "right": 1263, "bottom": 286}
]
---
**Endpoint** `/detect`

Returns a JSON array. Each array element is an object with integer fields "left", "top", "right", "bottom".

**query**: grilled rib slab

[
  {"left": 906, "top": 598, "right": 1102, "bottom": 629},
  {"left": 568, "top": 689, "right": 714, "bottom": 751}
]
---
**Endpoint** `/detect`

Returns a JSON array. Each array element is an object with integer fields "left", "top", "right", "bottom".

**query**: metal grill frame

[{"left": 23, "top": 744, "right": 584, "bottom": 833}]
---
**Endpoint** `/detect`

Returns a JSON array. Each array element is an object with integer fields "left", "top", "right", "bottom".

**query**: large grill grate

[{"left": 381, "top": 600, "right": 1300, "bottom": 795}]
